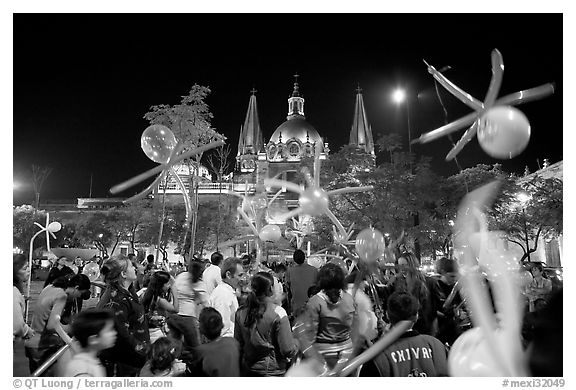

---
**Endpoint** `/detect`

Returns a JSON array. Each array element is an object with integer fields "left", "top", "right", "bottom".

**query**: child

[
  {"left": 139, "top": 337, "right": 187, "bottom": 377},
  {"left": 63, "top": 309, "right": 117, "bottom": 377},
  {"left": 189, "top": 307, "right": 240, "bottom": 376}
]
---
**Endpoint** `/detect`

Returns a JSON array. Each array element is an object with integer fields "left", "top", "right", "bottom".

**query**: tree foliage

[
  {"left": 491, "top": 175, "right": 563, "bottom": 262},
  {"left": 143, "top": 84, "right": 227, "bottom": 259}
]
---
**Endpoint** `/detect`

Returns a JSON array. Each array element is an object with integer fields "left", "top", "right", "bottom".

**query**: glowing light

[{"left": 392, "top": 88, "right": 406, "bottom": 104}]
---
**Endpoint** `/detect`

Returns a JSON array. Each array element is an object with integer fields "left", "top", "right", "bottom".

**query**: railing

[{"left": 31, "top": 316, "right": 79, "bottom": 377}]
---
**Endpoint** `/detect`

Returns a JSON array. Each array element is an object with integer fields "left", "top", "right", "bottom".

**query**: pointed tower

[
  {"left": 349, "top": 85, "right": 375, "bottom": 156},
  {"left": 237, "top": 88, "right": 264, "bottom": 173}
]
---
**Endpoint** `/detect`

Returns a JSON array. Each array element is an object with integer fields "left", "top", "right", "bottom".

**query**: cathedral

[{"left": 233, "top": 75, "right": 375, "bottom": 205}]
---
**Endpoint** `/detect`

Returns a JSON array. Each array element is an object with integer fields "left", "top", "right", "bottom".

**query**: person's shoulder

[{"left": 64, "top": 355, "right": 101, "bottom": 377}]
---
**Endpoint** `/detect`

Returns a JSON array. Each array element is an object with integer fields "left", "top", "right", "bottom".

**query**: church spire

[
  {"left": 238, "top": 88, "right": 264, "bottom": 155},
  {"left": 287, "top": 73, "right": 305, "bottom": 119},
  {"left": 349, "top": 85, "right": 375, "bottom": 155}
]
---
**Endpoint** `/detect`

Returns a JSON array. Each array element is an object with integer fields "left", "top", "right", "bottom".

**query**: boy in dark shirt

[
  {"left": 373, "top": 292, "right": 448, "bottom": 377},
  {"left": 190, "top": 307, "right": 240, "bottom": 376}
]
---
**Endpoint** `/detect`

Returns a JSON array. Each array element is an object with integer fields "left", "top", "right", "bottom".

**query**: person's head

[
  {"left": 531, "top": 263, "right": 544, "bottom": 278},
  {"left": 57, "top": 256, "right": 72, "bottom": 269},
  {"left": 386, "top": 292, "right": 419, "bottom": 325},
  {"left": 221, "top": 257, "right": 244, "bottom": 289},
  {"left": 148, "top": 270, "right": 172, "bottom": 294},
  {"left": 146, "top": 254, "right": 155, "bottom": 266},
  {"left": 68, "top": 274, "right": 92, "bottom": 300},
  {"left": 51, "top": 267, "right": 76, "bottom": 289},
  {"left": 293, "top": 249, "right": 306, "bottom": 265},
  {"left": 307, "top": 284, "right": 320, "bottom": 298},
  {"left": 187, "top": 260, "right": 204, "bottom": 284},
  {"left": 244, "top": 272, "right": 275, "bottom": 327},
  {"left": 210, "top": 252, "right": 223, "bottom": 266},
  {"left": 318, "top": 262, "right": 345, "bottom": 303},
  {"left": 199, "top": 307, "right": 223, "bottom": 341},
  {"left": 13, "top": 254, "right": 29, "bottom": 292},
  {"left": 397, "top": 252, "right": 419, "bottom": 269},
  {"left": 251, "top": 272, "right": 274, "bottom": 299},
  {"left": 241, "top": 254, "right": 251, "bottom": 267},
  {"left": 436, "top": 257, "right": 459, "bottom": 286},
  {"left": 101, "top": 256, "right": 137, "bottom": 288},
  {"left": 148, "top": 337, "right": 177, "bottom": 374},
  {"left": 71, "top": 309, "right": 116, "bottom": 351}
]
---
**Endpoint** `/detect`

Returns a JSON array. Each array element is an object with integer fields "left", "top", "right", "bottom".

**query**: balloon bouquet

[{"left": 413, "top": 49, "right": 554, "bottom": 160}]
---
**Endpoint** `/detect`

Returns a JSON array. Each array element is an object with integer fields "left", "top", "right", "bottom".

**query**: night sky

[{"left": 12, "top": 13, "right": 564, "bottom": 204}]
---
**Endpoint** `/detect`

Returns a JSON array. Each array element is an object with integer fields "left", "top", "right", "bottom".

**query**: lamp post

[
  {"left": 392, "top": 88, "right": 413, "bottom": 161},
  {"left": 392, "top": 87, "right": 420, "bottom": 260},
  {"left": 26, "top": 213, "right": 61, "bottom": 321}
]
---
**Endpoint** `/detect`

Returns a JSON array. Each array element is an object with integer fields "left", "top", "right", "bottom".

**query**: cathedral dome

[{"left": 269, "top": 117, "right": 323, "bottom": 149}]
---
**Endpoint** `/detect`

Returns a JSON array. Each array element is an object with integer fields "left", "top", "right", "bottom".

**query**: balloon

[
  {"left": 477, "top": 106, "right": 531, "bottom": 159},
  {"left": 141, "top": 124, "right": 178, "bottom": 164},
  {"left": 299, "top": 188, "right": 329, "bottom": 216},
  {"left": 47, "top": 221, "right": 62, "bottom": 233},
  {"left": 308, "top": 255, "right": 326, "bottom": 269},
  {"left": 448, "top": 328, "right": 509, "bottom": 376},
  {"left": 414, "top": 49, "right": 553, "bottom": 161},
  {"left": 355, "top": 228, "right": 386, "bottom": 264},
  {"left": 82, "top": 262, "right": 101, "bottom": 282},
  {"left": 259, "top": 224, "right": 281, "bottom": 242}
]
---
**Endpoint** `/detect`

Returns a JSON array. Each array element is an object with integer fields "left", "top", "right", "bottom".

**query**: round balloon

[
  {"left": 259, "top": 224, "right": 281, "bottom": 242},
  {"left": 477, "top": 106, "right": 531, "bottom": 159},
  {"left": 299, "top": 188, "right": 329, "bottom": 216},
  {"left": 141, "top": 124, "right": 178, "bottom": 164},
  {"left": 82, "top": 262, "right": 101, "bottom": 282},
  {"left": 448, "top": 328, "right": 508, "bottom": 376},
  {"left": 355, "top": 228, "right": 386, "bottom": 264},
  {"left": 47, "top": 221, "right": 62, "bottom": 233}
]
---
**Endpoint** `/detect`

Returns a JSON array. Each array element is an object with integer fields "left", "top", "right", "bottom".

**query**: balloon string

[
  {"left": 237, "top": 207, "right": 260, "bottom": 237},
  {"left": 169, "top": 166, "right": 192, "bottom": 224},
  {"left": 123, "top": 172, "right": 165, "bottom": 204}
]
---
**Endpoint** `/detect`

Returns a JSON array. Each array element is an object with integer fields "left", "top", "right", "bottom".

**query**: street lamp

[
  {"left": 392, "top": 87, "right": 413, "bottom": 162},
  {"left": 26, "top": 213, "right": 61, "bottom": 321}
]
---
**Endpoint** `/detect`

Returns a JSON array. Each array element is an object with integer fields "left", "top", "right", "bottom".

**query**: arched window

[{"left": 289, "top": 142, "right": 300, "bottom": 156}]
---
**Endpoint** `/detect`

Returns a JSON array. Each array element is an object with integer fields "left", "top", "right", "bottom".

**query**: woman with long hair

[
  {"left": 141, "top": 270, "right": 178, "bottom": 343},
  {"left": 304, "top": 262, "right": 358, "bottom": 371},
  {"left": 167, "top": 260, "right": 208, "bottom": 355},
  {"left": 96, "top": 256, "right": 150, "bottom": 376},
  {"left": 387, "top": 252, "right": 435, "bottom": 335},
  {"left": 234, "top": 272, "right": 299, "bottom": 376},
  {"left": 14, "top": 254, "right": 34, "bottom": 341}
]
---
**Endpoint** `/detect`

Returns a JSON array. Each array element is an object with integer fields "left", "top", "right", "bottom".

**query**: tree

[
  {"left": 74, "top": 213, "right": 114, "bottom": 257},
  {"left": 206, "top": 144, "right": 233, "bottom": 247},
  {"left": 31, "top": 165, "right": 52, "bottom": 209},
  {"left": 491, "top": 176, "right": 563, "bottom": 262},
  {"left": 138, "top": 204, "right": 188, "bottom": 261},
  {"left": 13, "top": 206, "right": 53, "bottom": 255},
  {"left": 376, "top": 133, "right": 402, "bottom": 163},
  {"left": 144, "top": 84, "right": 226, "bottom": 260}
]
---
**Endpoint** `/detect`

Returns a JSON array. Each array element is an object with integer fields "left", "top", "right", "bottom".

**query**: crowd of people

[{"left": 13, "top": 248, "right": 562, "bottom": 377}]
